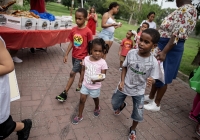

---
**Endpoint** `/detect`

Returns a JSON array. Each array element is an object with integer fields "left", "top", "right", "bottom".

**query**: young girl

[
  {"left": 55, "top": 8, "right": 93, "bottom": 102},
  {"left": 134, "top": 22, "right": 149, "bottom": 49},
  {"left": 87, "top": 6, "right": 97, "bottom": 35},
  {"left": 72, "top": 38, "right": 109, "bottom": 124}
]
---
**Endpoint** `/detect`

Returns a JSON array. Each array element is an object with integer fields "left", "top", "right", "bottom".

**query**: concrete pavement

[{"left": 5, "top": 41, "right": 199, "bottom": 140}]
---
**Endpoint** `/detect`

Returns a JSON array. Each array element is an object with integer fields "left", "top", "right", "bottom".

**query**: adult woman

[
  {"left": 144, "top": 0, "right": 197, "bottom": 111},
  {"left": 140, "top": 11, "right": 156, "bottom": 29},
  {"left": 87, "top": 7, "right": 97, "bottom": 35},
  {"left": 98, "top": 2, "right": 122, "bottom": 50}
]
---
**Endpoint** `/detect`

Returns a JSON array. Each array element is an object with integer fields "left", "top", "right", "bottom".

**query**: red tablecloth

[{"left": 0, "top": 26, "right": 71, "bottom": 50}]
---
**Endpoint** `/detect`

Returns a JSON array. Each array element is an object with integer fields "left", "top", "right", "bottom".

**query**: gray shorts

[
  {"left": 111, "top": 89, "right": 144, "bottom": 122},
  {"left": 72, "top": 57, "right": 82, "bottom": 73}
]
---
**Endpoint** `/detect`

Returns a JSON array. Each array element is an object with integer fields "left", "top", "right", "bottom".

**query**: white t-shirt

[
  {"left": 140, "top": 20, "right": 157, "bottom": 29},
  {"left": 0, "top": 36, "right": 10, "bottom": 124},
  {"left": 122, "top": 49, "right": 159, "bottom": 96}
]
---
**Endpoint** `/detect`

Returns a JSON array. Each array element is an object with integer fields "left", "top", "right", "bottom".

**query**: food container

[
  {"left": 36, "top": 18, "right": 50, "bottom": 30},
  {"left": 3, "top": 14, "right": 37, "bottom": 30},
  {"left": 91, "top": 74, "right": 106, "bottom": 80},
  {"left": 49, "top": 20, "right": 61, "bottom": 30}
]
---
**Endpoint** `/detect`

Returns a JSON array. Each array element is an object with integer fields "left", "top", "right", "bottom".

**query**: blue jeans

[{"left": 111, "top": 89, "right": 144, "bottom": 122}]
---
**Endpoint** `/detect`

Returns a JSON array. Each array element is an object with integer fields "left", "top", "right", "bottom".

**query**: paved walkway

[{"left": 5, "top": 41, "right": 199, "bottom": 140}]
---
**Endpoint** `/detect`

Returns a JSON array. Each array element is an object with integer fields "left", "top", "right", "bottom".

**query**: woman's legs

[
  {"left": 154, "top": 84, "right": 167, "bottom": 106},
  {"left": 103, "top": 41, "right": 113, "bottom": 59}
]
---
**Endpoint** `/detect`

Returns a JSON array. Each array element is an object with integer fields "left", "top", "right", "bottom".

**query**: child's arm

[
  {"left": 118, "top": 67, "right": 127, "bottom": 91},
  {"left": 78, "top": 65, "right": 85, "bottom": 88},
  {"left": 146, "top": 77, "right": 155, "bottom": 87},
  {"left": 0, "top": 40, "right": 14, "bottom": 76},
  {"left": 63, "top": 42, "right": 73, "bottom": 63},
  {"left": 118, "top": 45, "right": 122, "bottom": 56}
]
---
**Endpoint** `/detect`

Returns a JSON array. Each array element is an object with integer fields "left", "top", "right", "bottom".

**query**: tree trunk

[
  {"left": 128, "top": 12, "right": 134, "bottom": 25},
  {"left": 192, "top": 43, "right": 200, "bottom": 65}
]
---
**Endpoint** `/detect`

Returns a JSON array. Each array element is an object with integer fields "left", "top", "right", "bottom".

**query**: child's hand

[
  {"left": 78, "top": 82, "right": 82, "bottom": 89},
  {"left": 147, "top": 77, "right": 155, "bottom": 87},
  {"left": 118, "top": 81, "right": 124, "bottom": 91},
  {"left": 118, "top": 51, "right": 121, "bottom": 56},
  {"left": 63, "top": 55, "right": 68, "bottom": 63}
]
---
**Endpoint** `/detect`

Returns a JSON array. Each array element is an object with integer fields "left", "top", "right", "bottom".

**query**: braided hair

[{"left": 88, "top": 38, "right": 109, "bottom": 55}]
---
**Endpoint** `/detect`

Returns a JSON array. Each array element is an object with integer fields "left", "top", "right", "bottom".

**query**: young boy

[
  {"left": 0, "top": 37, "right": 32, "bottom": 140},
  {"left": 118, "top": 30, "right": 136, "bottom": 71},
  {"left": 56, "top": 8, "right": 93, "bottom": 102},
  {"left": 134, "top": 22, "right": 149, "bottom": 49},
  {"left": 111, "top": 28, "right": 160, "bottom": 140}
]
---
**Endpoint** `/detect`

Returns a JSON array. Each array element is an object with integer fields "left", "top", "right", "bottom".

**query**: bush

[{"left": 195, "top": 20, "right": 200, "bottom": 36}]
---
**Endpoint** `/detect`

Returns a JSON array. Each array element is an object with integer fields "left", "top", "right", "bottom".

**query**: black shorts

[
  {"left": 72, "top": 57, "right": 82, "bottom": 73},
  {"left": 0, "top": 116, "right": 16, "bottom": 140}
]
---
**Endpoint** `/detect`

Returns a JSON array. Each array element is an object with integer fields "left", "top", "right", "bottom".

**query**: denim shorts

[
  {"left": 111, "top": 89, "right": 144, "bottom": 122},
  {"left": 72, "top": 57, "right": 82, "bottom": 73},
  {"left": 98, "top": 29, "right": 114, "bottom": 41},
  {"left": 80, "top": 84, "right": 100, "bottom": 98}
]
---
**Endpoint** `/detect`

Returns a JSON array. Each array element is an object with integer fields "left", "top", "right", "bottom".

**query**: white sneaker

[
  {"left": 12, "top": 57, "right": 23, "bottom": 63},
  {"left": 144, "top": 101, "right": 160, "bottom": 112},
  {"left": 144, "top": 95, "right": 154, "bottom": 103}
]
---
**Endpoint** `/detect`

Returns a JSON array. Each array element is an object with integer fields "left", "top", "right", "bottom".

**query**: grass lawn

[{"left": 46, "top": 2, "right": 200, "bottom": 76}]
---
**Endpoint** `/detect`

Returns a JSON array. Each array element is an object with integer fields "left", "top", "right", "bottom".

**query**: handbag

[{"left": 189, "top": 66, "right": 200, "bottom": 93}]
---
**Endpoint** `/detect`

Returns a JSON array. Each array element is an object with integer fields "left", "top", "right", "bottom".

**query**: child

[
  {"left": 118, "top": 30, "right": 136, "bottom": 71},
  {"left": 72, "top": 38, "right": 109, "bottom": 124},
  {"left": 55, "top": 8, "right": 93, "bottom": 102},
  {"left": 134, "top": 22, "right": 149, "bottom": 49},
  {"left": 111, "top": 28, "right": 160, "bottom": 140},
  {"left": 0, "top": 36, "right": 32, "bottom": 139}
]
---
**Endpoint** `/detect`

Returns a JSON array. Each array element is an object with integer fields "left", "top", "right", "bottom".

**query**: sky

[{"left": 154, "top": 0, "right": 200, "bottom": 9}]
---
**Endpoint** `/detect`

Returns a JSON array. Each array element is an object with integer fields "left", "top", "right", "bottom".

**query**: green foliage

[{"left": 195, "top": 20, "right": 200, "bottom": 36}]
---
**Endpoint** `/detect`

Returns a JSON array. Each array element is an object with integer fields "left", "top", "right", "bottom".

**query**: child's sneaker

[
  {"left": 17, "top": 119, "right": 32, "bottom": 140},
  {"left": 196, "top": 124, "right": 200, "bottom": 137},
  {"left": 144, "top": 101, "right": 160, "bottom": 111},
  {"left": 128, "top": 127, "right": 136, "bottom": 140},
  {"left": 72, "top": 116, "right": 83, "bottom": 124},
  {"left": 94, "top": 106, "right": 101, "bottom": 117},
  {"left": 55, "top": 90, "right": 67, "bottom": 102},
  {"left": 144, "top": 95, "right": 154, "bottom": 103},
  {"left": 119, "top": 67, "right": 122, "bottom": 71}
]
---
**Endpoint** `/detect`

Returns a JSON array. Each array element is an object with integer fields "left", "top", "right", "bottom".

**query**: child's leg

[
  {"left": 111, "top": 89, "right": 127, "bottom": 114},
  {"left": 149, "top": 84, "right": 158, "bottom": 99},
  {"left": 130, "top": 95, "right": 144, "bottom": 130},
  {"left": 78, "top": 94, "right": 87, "bottom": 118},
  {"left": 64, "top": 71, "right": 76, "bottom": 93},
  {"left": 120, "top": 60, "right": 123, "bottom": 68},
  {"left": 191, "top": 93, "right": 200, "bottom": 114},
  {"left": 93, "top": 97, "right": 99, "bottom": 110}
]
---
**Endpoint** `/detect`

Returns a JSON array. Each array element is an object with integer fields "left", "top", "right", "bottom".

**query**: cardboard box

[
  {"left": 60, "top": 15, "right": 73, "bottom": 28},
  {"left": 49, "top": 20, "right": 61, "bottom": 30},
  {"left": 36, "top": 19, "right": 50, "bottom": 30},
  {"left": 4, "top": 15, "right": 36, "bottom": 30}
]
